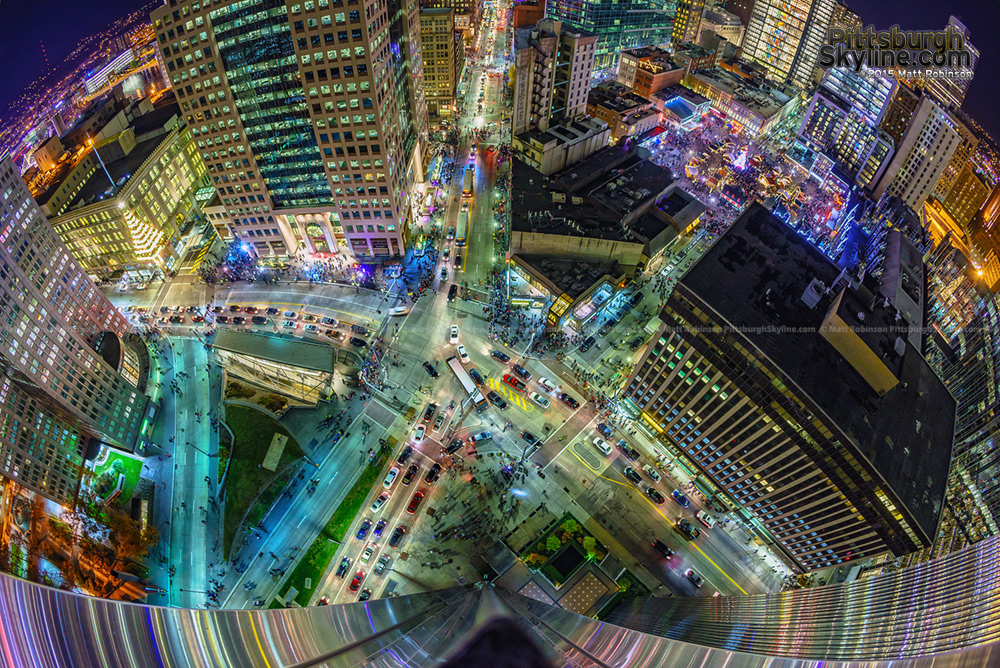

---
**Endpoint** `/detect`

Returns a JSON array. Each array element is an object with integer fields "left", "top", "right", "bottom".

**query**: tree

[
  {"left": 582, "top": 536, "right": 597, "bottom": 560},
  {"left": 545, "top": 535, "right": 561, "bottom": 553},
  {"left": 560, "top": 518, "right": 579, "bottom": 535},
  {"left": 104, "top": 507, "right": 157, "bottom": 560},
  {"left": 524, "top": 553, "right": 547, "bottom": 567}
]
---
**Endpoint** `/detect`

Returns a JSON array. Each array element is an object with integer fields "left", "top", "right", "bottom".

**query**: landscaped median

[
  {"left": 222, "top": 405, "right": 304, "bottom": 557},
  {"left": 275, "top": 455, "right": 387, "bottom": 607},
  {"left": 520, "top": 514, "right": 606, "bottom": 588}
]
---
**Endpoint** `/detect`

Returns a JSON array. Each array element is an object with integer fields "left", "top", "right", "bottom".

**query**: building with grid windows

[
  {"left": 420, "top": 8, "right": 464, "bottom": 118},
  {"left": 622, "top": 203, "right": 954, "bottom": 573},
  {"left": 0, "top": 156, "right": 151, "bottom": 503},
  {"left": 672, "top": 0, "right": 704, "bottom": 45},
  {"left": 741, "top": 0, "right": 834, "bottom": 88},
  {"left": 151, "top": 0, "right": 428, "bottom": 260},
  {"left": 544, "top": 0, "right": 674, "bottom": 72}
]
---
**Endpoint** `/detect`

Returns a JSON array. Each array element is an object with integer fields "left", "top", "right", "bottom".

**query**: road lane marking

[{"left": 485, "top": 378, "right": 533, "bottom": 412}]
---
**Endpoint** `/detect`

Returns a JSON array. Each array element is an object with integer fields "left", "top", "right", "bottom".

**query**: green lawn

[
  {"left": 281, "top": 457, "right": 386, "bottom": 607},
  {"left": 223, "top": 405, "right": 303, "bottom": 557}
]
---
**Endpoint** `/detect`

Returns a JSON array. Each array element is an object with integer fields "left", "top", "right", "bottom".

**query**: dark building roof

[
  {"left": 515, "top": 255, "right": 621, "bottom": 299},
  {"left": 70, "top": 135, "right": 166, "bottom": 208},
  {"left": 130, "top": 102, "right": 180, "bottom": 136},
  {"left": 213, "top": 330, "right": 337, "bottom": 372},
  {"left": 681, "top": 203, "right": 954, "bottom": 540}
]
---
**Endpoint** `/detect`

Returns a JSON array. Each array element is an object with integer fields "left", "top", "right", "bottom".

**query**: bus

[
  {"left": 447, "top": 356, "right": 488, "bottom": 413},
  {"left": 456, "top": 212, "right": 468, "bottom": 247},
  {"left": 462, "top": 168, "right": 474, "bottom": 198}
]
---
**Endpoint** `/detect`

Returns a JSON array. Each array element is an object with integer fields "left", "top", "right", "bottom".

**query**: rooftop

[
  {"left": 68, "top": 135, "right": 166, "bottom": 209},
  {"left": 515, "top": 256, "right": 622, "bottom": 299},
  {"left": 588, "top": 83, "right": 651, "bottom": 115},
  {"left": 213, "top": 330, "right": 337, "bottom": 373},
  {"left": 680, "top": 203, "right": 954, "bottom": 540},
  {"left": 687, "top": 67, "right": 800, "bottom": 117}
]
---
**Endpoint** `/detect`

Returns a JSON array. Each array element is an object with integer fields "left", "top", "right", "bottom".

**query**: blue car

[
  {"left": 356, "top": 518, "right": 373, "bottom": 540},
  {"left": 597, "top": 423, "right": 613, "bottom": 438},
  {"left": 672, "top": 490, "right": 690, "bottom": 508},
  {"left": 373, "top": 519, "right": 387, "bottom": 538}
]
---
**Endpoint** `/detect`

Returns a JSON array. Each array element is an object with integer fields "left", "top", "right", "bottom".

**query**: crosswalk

[
  {"left": 186, "top": 242, "right": 215, "bottom": 275},
  {"left": 485, "top": 378, "right": 533, "bottom": 413}
]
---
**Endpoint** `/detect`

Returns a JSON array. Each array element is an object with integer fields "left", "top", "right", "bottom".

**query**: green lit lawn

[{"left": 91, "top": 449, "right": 144, "bottom": 503}]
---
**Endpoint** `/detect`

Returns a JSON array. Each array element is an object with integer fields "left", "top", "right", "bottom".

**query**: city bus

[
  {"left": 462, "top": 168, "right": 474, "bottom": 198},
  {"left": 447, "top": 356, "right": 488, "bottom": 413},
  {"left": 456, "top": 212, "right": 468, "bottom": 247}
]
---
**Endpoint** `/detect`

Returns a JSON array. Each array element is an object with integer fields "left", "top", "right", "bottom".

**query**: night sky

[{"left": 0, "top": 0, "right": 997, "bottom": 141}]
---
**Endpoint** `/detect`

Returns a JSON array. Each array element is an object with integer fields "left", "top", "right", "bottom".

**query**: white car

[
  {"left": 414, "top": 425, "right": 425, "bottom": 442},
  {"left": 537, "top": 377, "right": 557, "bottom": 393},
  {"left": 457, "top": 345, "right": 470, "bottom": 363},
  {"left": 360, "top": 543, "right": 377, "bottom": 565},
  {"left": 370, "top": 493, "right": 389, "bottom": 512},
  {"left": 696, "top": 510, "right": 717, "bottom": 529},
  {"left": 449, "top": 325, "right": 459, "bottom": 344},
  {"left": 383, "top": 467, "right": 400, "bottom": 488},
  {"left": 592, "top": 438, "right": 613, "bottom": 456},
  {"left": 529, "top": 392, "right": 550, "bottom": 408},
  {"left": 283, "top": 310, "right": 298, "bottom": 319},
  {"left": 642, "top": 464, "right": 662, "bottom": 483},
  {"left": 305, "top": 324, "right": 319, "bottom": 333},
  {"left": 282, "top": 320, "right": 297, "bottom": 329}
]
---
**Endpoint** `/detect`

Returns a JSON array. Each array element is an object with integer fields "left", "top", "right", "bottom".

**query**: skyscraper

[
  {"left": 622, "top": 204, "right": 954, "bottom": 573},
  {"left": 512, "top": 19, "right": 597, "bottom": 136},
  {"left": 544, "top": 0, "right": 673, "bottom": 71},
  {"left": 741, "top": 0, "right": 834, "bottom": 88},
  {"left": 829, "top": 0, "right": 861, "bottom": 33},
  {"left": 0, "top": 156, "right": 150, "bottom": 502},
  {"left": 151, "top": 0, "right": 428, "bottom": 260},
  {"left": 926, "top": 16, "right": 979, "bottom": 110},
  {"left": 420, "top": 9, "right": 463, "bottom": 118},
  {"left": 672, "top": 0, "right": 705, "bottom": 45}
]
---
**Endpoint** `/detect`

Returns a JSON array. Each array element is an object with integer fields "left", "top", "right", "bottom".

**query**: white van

[
  {"left": 388, "top": 306, "right": 410, "bottom": 316},
  {"left": 592, "top": 438, "right": 612, "bottom": 456}
]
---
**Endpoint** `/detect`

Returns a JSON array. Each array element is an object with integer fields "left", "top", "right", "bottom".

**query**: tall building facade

[
  {"left": 935, "top": 110, "right": 979, "bottom": 201},
  {"left": 0, "top": 157, "right": 150, "bottom": 502},
  {"left": 622, "top": 204, "right": 954, "bottom": 573},
  {"left": 545, "top": 0, "right": 673, "bottom": 71},
  {"left": 926, "top": 16, "right": 979, "bottom": 110},
  {"left": 724, "top": 0, "right": 754, "bottom": 26},
  {"left": 873, "top": 95, "right": 961, "bottom": 211},
  {"left": 829, "top": 0, "right": 861, "bottom": 33},
  {"left": 151, "top": 0, "right": 428, "bottom": 260},
  {"left": 741, "top": 0, "right": 834, "bottom": 88},
  {"left": 512, "top": 19, "right": 596, "bottom": 135},
  {"left": 943, "top": 166, "right": 990, "bottom": 228},
  {"left": 420, "top": 9, "right": 464, "bottom": 118},
  {"left": 672, "top": 0, "right": 705, "bottom": 44},
  {"left": 880, "top": 82, "right": 922, "bottom": 147}
]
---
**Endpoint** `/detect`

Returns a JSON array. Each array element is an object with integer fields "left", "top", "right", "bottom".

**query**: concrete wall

[{"left": 512, "top": 231, "right": 645, "bottom": 265}]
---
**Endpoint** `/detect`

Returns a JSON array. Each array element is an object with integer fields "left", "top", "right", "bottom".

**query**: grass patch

[
  {"left": 281, "top": 457, "right": 386, "bottom": 607},
  {"left": 222, "top": 405, "right": 303, "bottom": 557},
  {"left": 268, "top": 599, "right": 285, "bottom": 610},
  {"left": 217, "top": 428, "right": 232, "bottom": 485},
  {"left": 91, "top": 449, "right": 144, "bottom": 503}
]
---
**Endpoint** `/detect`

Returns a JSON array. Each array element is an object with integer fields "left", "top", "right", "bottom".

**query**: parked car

[
  {"left": 652, "top": 539, "right": 674, "bottom": 558},
  {"left": 350, "top": 570, "right": 365, "bottom": 592},
  {"left": 374, "top": 554, "right": 391, "bottom": 576},
  {"left": 402, "top": 464, "right": 419, "bottom": 486},
  {"left": 558, "top": 392, "right": 580, "bottom": 409},
  {"left": 592, "top": 438, "right": 612, "bottom": 456},
  {"left": 491, "top": 350, "right": 510, "bottom": 363},
  {"left": 360, "top": 543, "right": 376, "bottom": 564},
  {"left": 537, "top": 377, "right": 557, "bottom": 392},
  {"left": 370, "top": 493, "right": 390, "bottom": 512},
  {"left": 406, "top": 490, "right": 425, "bottom": 514},
  {"left": 696, "top": 510, "right": 717, "bottom": 529},
  {"left": 529, "top": 392, "right": 549, "bottom": 408},
  {"left": 487, "top": 391, "right": 508, "bottom": 409},
  {"left": 356, "top": 519, "right": 372, "bottom": 540},
  {"left": 358, "top": 588, "right": 372, "bottom": 601},
  {"left": 422, "top": 361, "right": 439, "bottom": 378},
  {"left": 373, "top": 519, "right": 387, "bottom": 538},
  {"left": 596, "top": 423, "right": 613, "bottom": 438},
  {"left": 511, "top": 364, "right": 531, "bottom": 380},
  {"left": 336, "top": 557, "right": 351, "bottom": 578},
  {"left": 424, "top": 463, "right": 442, "bottom": 485},
  {"left": 685, "top": 569, "right": 704, "bottom": 588},
  {"left": 623, "top": 466, "right": 642, "bottom": 485},
  {"left": 672, "top": 490, "right": 691, "bottom": 508},
  {"left": 397, "top": 445, "right": 413, "bottom": 464},
  {"left": 645, "top": 487, "right": 666, "bottom": 504},
  {"left": 383, "top": 467, "right": 400, "bottom": 488},
  {"left": 389, "top": 525, "right": 407, "bottom": 548},
  {"left": 423, "top": 403, "right": 438, "bottom": 423},
  {"left": 413, "top": 425, "right": 425, "bottom": 442},
  {"left": 433, "top": 413, "right": 446, "bottom": 431}
]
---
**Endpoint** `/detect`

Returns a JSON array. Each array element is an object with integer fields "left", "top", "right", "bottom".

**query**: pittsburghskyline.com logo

[{"left": 819, "top": 25, "right": 974, "bottom": 79}]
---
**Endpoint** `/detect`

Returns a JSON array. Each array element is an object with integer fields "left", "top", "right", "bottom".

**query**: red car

[
  {"left": 349, "top": 570, "right": 365, "bottom": 592},
  {"left": 502, "top": 374, "right": 526, "bottom": 392},
  {"left": 406, "top": 490, "right": 425, "bottom": 514}
]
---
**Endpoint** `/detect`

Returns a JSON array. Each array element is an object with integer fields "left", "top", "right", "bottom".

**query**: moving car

[
  {"left": 402, "top": 464, "right": 420, "bottom": 486},
  {"left": 448, "top": 284, "right": 459, "bottom": 302},
  {"left": 336, "top": 557, "right": 351, "bottom": 578},
  {"left": 383, "top": 467, "right": 400, "bottom": 488},
  {"left": 622, "top": 467, "right": 642, "bottom": 485},
  {"left": 511, "top": 364, "right": 530, "bottom": 380},
  {"left": 356, "top": 519, "right": 372, "bottom": 540},
  {"left": 351, "top": 324, "right": 368, "bottom": 336},
  {"left": 616, "top": 440, "right": 639, "bottom": 460},
  {"left": 282, "top": 311, "right": 297, "bottom": 319},
  {"left": 212, "top": 306, "right": 225, "bottom": 314},
  {"left": 696, "top": 510, "right": 717, "bottom": 528},
  {"left": 192, "top": 316, "right": 205, "bottom": 323},
  {"left": 529, "top": 392, "right": 549, "bottom": 408},
  {"left": 521, "top": 431, "right": 540, "bottom": 447},
  {"left": 502, "top": 374, "right": 526, "bottom": 392},
  {"left": 471, "top": 431, "right": 492, "bottom": 444},
  {"left": 645, "top": 487, "right": 666, "bottom": 504},
  {"left": 422, "top": 361, "right": 440, "bottom": 378},
  {"left": 350, "top": 570, "right": 365, "bottom": 592},
  {"left": 629, "top": 336, "right": 644, "bottom": 352},
  {"left": 349, "top": 336, "right": 368, "bottom": 348},
  {"left": 265, "top": 307, "right": 280, "bottom": 315},
  {"left": 457, "top": 345, "right": 470, "bottom": 363},
  {"left": 677, "top": 519, "right": 701, "bottom": 541},
  {"left": 449, "top": 325, "right": 459, "bottom": 343},
  {"left": 433, "top": 413, "right": 446, "bottom": 432},
  {"left": 215, "top": 316, "right": 229, "bottom": 323},
  {"left": 424, "top": 463, "right": 442, "bottom": 485},
  {"left": 440, "top": 267, "right": 448, "bottom": 281},
  {"left": 455, "top": 254, "right": 463, "bottom": 269},
  {"left": 231, "top": 316, "right": 245, "bottom": 325},
  {"left": 321, "top": 316, "right": 338, "bottom": 326},
  {"left": 389, "top": 525, "right": 407, "bottom": 548},
  {"left": 228, "top": 305, "right": 242, "bottom": 312},
  {"left": 374, "top": 554, "right": 391, "bottom": 576},
  {"left": 406, "top": 490, "right": 425, "bottom": 514},
  {"left": 596, "top": 423, "right": 613, "bottom": 439},
  {"left": 487, "top": 391, "right": 508, "bottom": 409},
  {"left": 642, "top": 464, "right": 662, "bottom": 483},
  {"left": 537, "top": 377, "right": 557, "bottom": 392},
  {"left": 685, "top": 569, "right": 704, "bottom": 588},
  {"left": 251, "top": 316, "right": 267, "bottom": 325},
  {"left": 169, "top": 315, "right": 184, "bottom": 324},
  {"left": 243, "top": 306, "right": 259, "bottom": 314},
  {"left": 282, "top": 320, "right": 297, "bottom": 328},
  {"left": 558, "top": 392, "right": 580, "bottom": 409},
  {"left": 672, "top": 490, "right": 690, "bottom": 508},
  {"left": 491, "top": 350, "right": 510, "bottom": 363},
  {"left": 592, "top": 438, "right": 612, "bottom": 456},
  {"left": 579, "top": 336, "right": 596, "bottom": 352},
  {"left": 370, "top": 493, "right": 390, "bottom": 512},
  {"left": 305, "top": 324, "right": 319, "bottom": 334},
  {"left": 652, "top": 539, "right": 674, "bottom": 558},
  {"left": 360, "top": 543, "right": 376, "bottom": 565}
]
